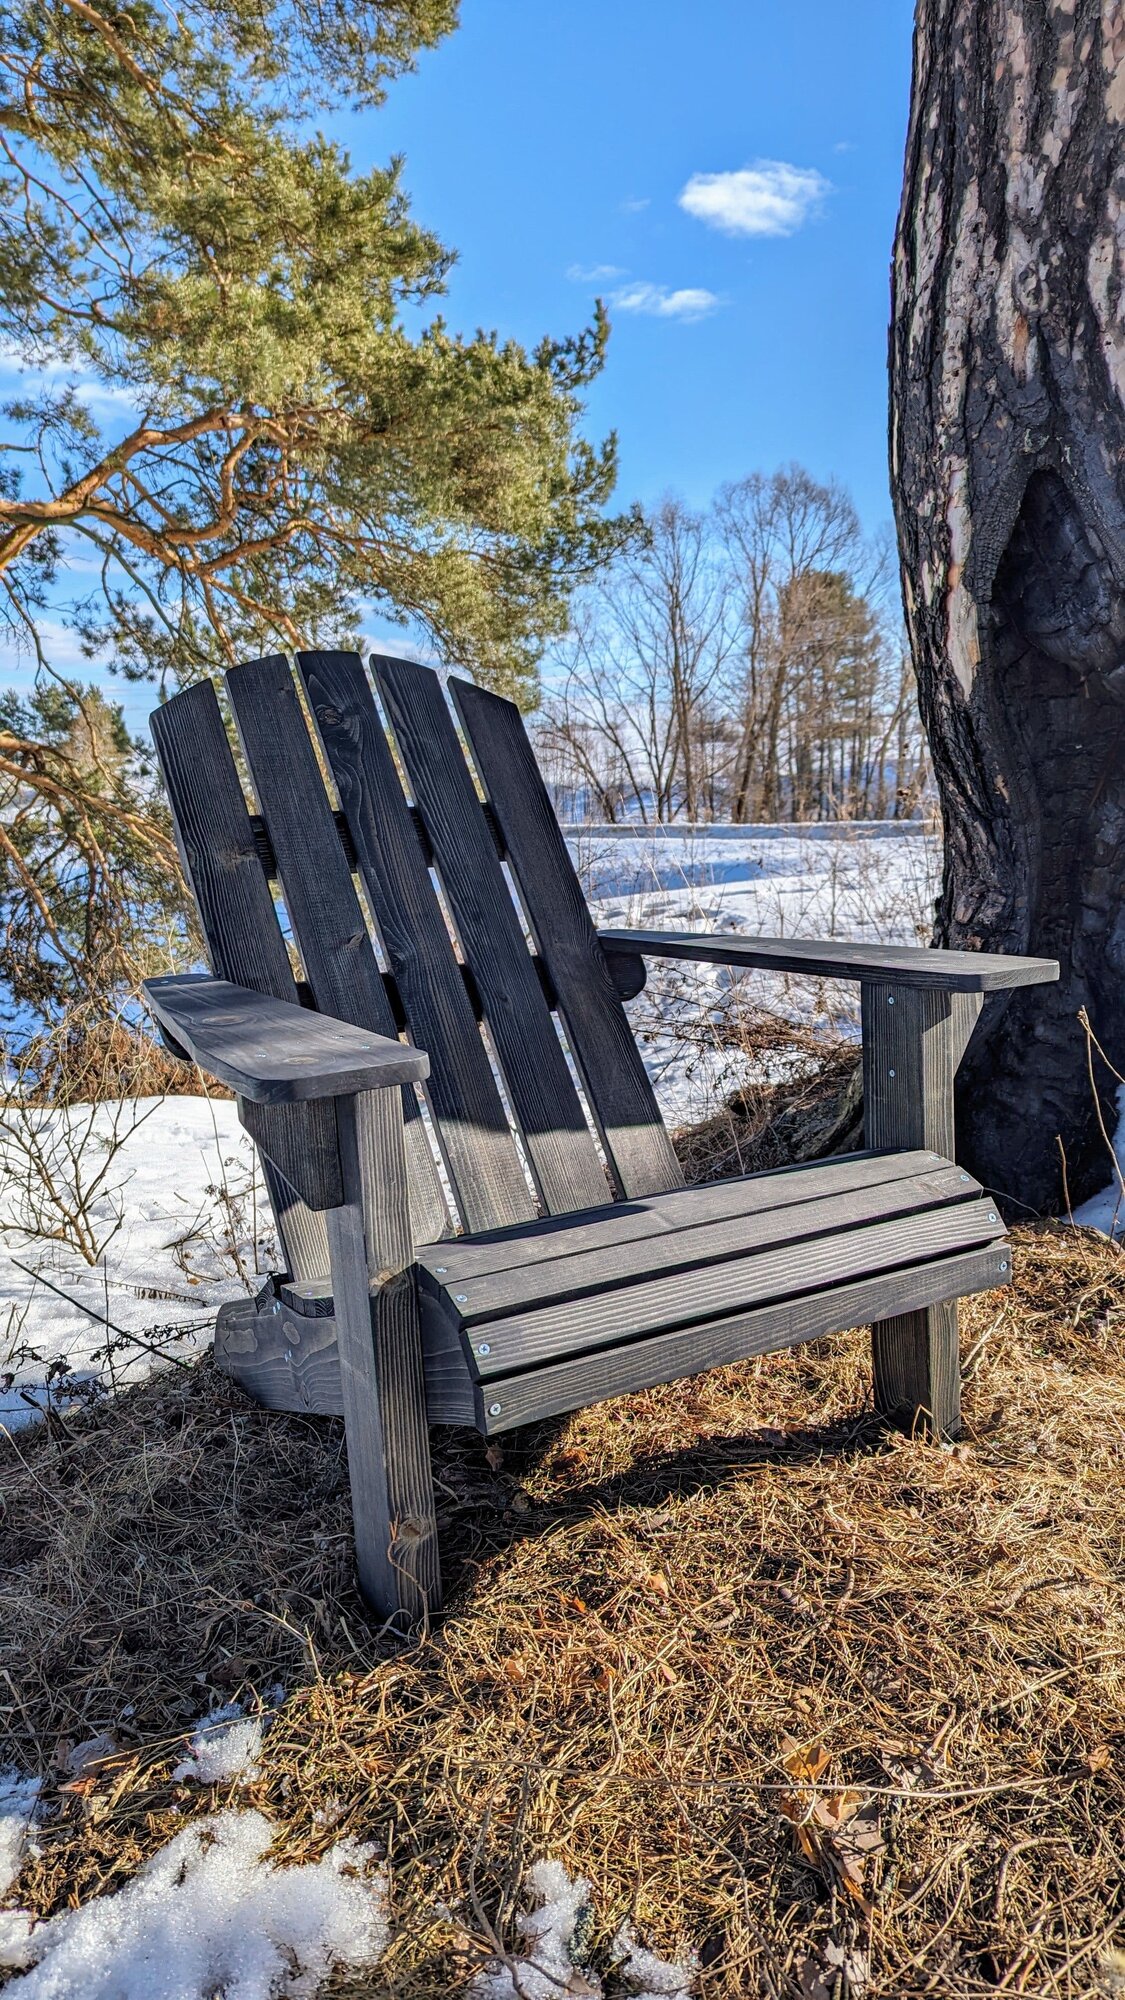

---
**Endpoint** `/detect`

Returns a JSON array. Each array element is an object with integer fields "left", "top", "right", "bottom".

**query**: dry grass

[
  {"left": 2, "top": 1226, "right": 1124, "bottom": 1997},
  {"left": 673, "top": 1020, "right": 862, "bottom": 1184}
]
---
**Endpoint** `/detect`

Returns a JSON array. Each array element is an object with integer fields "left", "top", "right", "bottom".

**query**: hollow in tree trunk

[{"left": 891, "top": 0, "right": 1125, "bottom": 1213}]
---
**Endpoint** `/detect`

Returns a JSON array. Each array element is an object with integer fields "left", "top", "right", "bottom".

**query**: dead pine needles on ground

[{"left": 1, "top": 1223, "right": 1124, "bottom": 1997}]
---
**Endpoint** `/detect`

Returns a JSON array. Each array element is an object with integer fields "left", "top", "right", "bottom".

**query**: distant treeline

[{"left": 533, "top": 468, "right": 931, "bottom": 825}]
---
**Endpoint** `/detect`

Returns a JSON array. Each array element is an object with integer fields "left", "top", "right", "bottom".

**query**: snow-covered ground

[
  {"left": 1, "top": 1095, "right": 267, "bottom": 1433},
  {"left": 580, "top": 822, "right": 941, "bottom": 1125},
  {"left": 1, "top": 824, "right": 1120, "bottom": 1433}
]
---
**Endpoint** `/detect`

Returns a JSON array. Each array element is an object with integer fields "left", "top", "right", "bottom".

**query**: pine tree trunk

[{"left": 891, "top": 0, "right": 1125, "bottom": 1212}]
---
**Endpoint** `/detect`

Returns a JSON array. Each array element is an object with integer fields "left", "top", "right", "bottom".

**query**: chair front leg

[
  {"left": 325, "top": 1089, "right": 441, "bottom": 1627},
  {"left": 861, "top": 984, "right": 982, "bottom": 1439}
]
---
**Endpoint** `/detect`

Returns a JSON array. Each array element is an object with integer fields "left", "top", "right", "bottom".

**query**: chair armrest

[
  {"left": 598, "top": 929, "right": 1059, "bottom": 994},
  {"left": 144, "top": 974, "right": 429, "bottom": 1104}
]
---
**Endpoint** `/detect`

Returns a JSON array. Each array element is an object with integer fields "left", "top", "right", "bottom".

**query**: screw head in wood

[
  {"left": 434, "top": 1266, "right": 447, "bottom": 1274},
  {"left": 999, "top": 1261, "right": 1008, "bottom": 1272},
  {"left": 888, "top": 1068, "right": 896, "bottom": 1079},
  {"left": 887, "top": 994, "right": 895, "bottom": 1005},
  {"left": 455, "top": 1293, "right": 468, "bottom": 1303},
  {"left": 477, "top": 1342, "right": 491, "bottom": 1356},
  {"left": 489, "top": 1402, "right": 502, "bottom": 1416}
]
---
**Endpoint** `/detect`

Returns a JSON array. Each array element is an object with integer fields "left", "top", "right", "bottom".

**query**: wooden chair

[{"left": 145, "top": 652, "right": 1058, "bottom": 1624}]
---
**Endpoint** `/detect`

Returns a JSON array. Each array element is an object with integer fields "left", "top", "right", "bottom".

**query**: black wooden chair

[{"left": 145, "top": 652, "right": 1057, "bottom": 1623}]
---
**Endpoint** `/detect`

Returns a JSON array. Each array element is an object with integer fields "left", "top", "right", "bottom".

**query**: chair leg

[
  {"left": 871, "top": 1300, "right": 961, "bottom": 1439},
  {"left": 326, "top": 1091, "right": 441, "bottom": 1625},
  {"left": 862, "top": 982, "right": 970, "bottom": 1442}
]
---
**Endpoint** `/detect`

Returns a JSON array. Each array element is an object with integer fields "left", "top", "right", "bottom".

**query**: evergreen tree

[{"left": 0, "top": 0, "right": 628, "bottom": 703}]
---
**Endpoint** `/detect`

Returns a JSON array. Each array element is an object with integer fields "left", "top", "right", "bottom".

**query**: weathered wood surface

[
  {"left": 477, "top": 1242, "right": 1009, "bottom": 1433},
  {"left": 325, "top": 1091, "right": 441, "bottom": 1624},
  {"left": 297, "top": 650, "right": 536, "bottom": 1234},
  {"left": 412, "top": 1148, "right": 957, "bottom": 1280},
  {"left": 427, "top": 1162, "right": 982, "bottom": 1328},
  {"left": 862, "top": 981, "right": 963, "bottom": 1435},
  {"left": 215, "top": 1289, "right": 477, "bottom": 1425},
  {"left": 150, "top": 678, "right": 328, "bottom": 1280},
  {"left": 891, "top": 0, "right": 1104, "bottom": 1211},
  {"left": 443, "top": 1198, "right": 1005, "bottom": 1378},
  {"left": 226, "top": 655, "right": 449, "bottom": 1246},
  {"left": 216, "top": 1294, "right": 346, "bottom": 1415},
  {"left": 145, "top": 974, "right": 428, "bottom": 1105},
  {"left": 600, "top": 928, "right": 1060, "bottom": 992},
  {"left": 450, "top": 675, "right": 682, "bottom": 1200},
  {"left": 373, "top": 654, "right": 610, "bottom": 1214}
]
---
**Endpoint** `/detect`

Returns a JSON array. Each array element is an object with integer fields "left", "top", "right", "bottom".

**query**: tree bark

[{"left": 891, "top": 0, "right": 1125, "bottom": 1213}]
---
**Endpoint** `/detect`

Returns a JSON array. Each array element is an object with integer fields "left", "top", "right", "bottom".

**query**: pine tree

[{"left": 0, "top": 0, "right": 629, "bottom": 704}]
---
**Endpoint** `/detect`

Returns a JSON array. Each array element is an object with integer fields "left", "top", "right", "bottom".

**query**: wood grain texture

[
  {"left": 150, "top": 680, "right": 328, "bottom": 1281},
  {"left": 479, "top": 1243, "right": 1009, "bottom": 1433},
  {"left": 444, "top": 1197, "right": 1004, "bottom": 1377},
  {"left": 325, "top": 1092, "right": 441, "bottom": 1623},
  {"left": 214, "top": 1287, "right": 476, "bottom": 1424},
  {"left": 600, "top": 928, "right": 1059, "bottom": 992},
  {"left": 226, "top": 654, "right": 449, "bottom": 1246},
  {"left": 145, "top": 974, "right": 429, "bottom": 1104},
  {"left": 297, "top": 650, "right": 536, "bottom": 1233},
  {"left": 215, "top": 1294, "right": 345, "bottom": 1415},
  {"left": 414, "top": 1148, "right": 963, "bottom": 1282},
  {"left": 433, "top": 1163, "right": 981, "bottom": 1327},
  {"left": 238, "top": 1099, "right": 343, "bottom": 1212},
  {"left": 450, "top": 675, "right": 682, "bottom": 1199},
  {"left": 372, "top": 655, "right": 611, "bottom": 1214},
  {"left": 862, "top": 980, "right": 965, "bottom": 1436}
]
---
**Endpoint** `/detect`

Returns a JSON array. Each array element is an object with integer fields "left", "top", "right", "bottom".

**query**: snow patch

[
  {"left": 613, "top": 1922, "right": 697, "bottom": 1998},
  {"left": 1073, "top": 1084, "right": 1125, "bottom": 1240},
  {"left": 1, "top": 1808, "right": 387, "bottom": 1998},
  {"left": 0, "top": 1771, "right": 39, "bottom": 1901},
  {"left": 172, "top": 1703, "right": 264, "bottom": 1786},
  {"left": 469, "top": 1863, "right": 695, "bottom": 1999},
  {"left": 0, "top": 1772, "right": 42, "bottom": 1971}
]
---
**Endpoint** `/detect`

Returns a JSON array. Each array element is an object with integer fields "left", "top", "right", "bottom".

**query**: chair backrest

[{"left": 152, "top": 652, "right": 682, "bottom": 1277}]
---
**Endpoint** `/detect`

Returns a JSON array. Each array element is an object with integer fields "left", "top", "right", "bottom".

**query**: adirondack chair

[{"left": 144, "top": 651, "right": 1058, "bottom": 1625}]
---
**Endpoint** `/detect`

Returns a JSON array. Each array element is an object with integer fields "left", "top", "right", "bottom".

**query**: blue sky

[
  {"left": 346, "top": 0, "right": 915, "bottom": 533},
  {"left": 3, "top": 1, "right": 916, "bottom": 727}
]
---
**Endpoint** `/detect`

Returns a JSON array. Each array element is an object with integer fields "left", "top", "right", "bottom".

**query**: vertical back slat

[
  {"left": 297, "top": 650, "right": 536, "bottom": 1234},
  {"left": 450, "top": 677, "right": 684, "bottom": 1200},
  {"left": 372, "top": 656, "right": 611, "bottom": 1215},
  {"left": 150, "top": 680, "right": 330, "bottom": 1280},
  {"left": 225, "top": 656, "right": 449, "bottom": 1246}
]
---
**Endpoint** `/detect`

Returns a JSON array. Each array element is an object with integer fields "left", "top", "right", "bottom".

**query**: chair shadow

[{"left": 428, "top": 1405, "right": 891, "bottom": 1608}]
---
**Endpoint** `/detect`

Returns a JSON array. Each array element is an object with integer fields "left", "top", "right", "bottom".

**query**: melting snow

[
  {"left": 0, "top": 1808, "right": 387, "bottom": 1998},
  {"left": 469, "top": 1861, "right": 695, "bottom": 1999},
  {"left": 171, "top": 1703, "right": 264, "bottom": 1786},
  {"left": 1072, "top": 1083, "right": 1125, "bottom": 1240}
]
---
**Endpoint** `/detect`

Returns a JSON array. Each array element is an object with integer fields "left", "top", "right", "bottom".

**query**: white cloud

[
  {"left": 678, "top": 160, "right": 831, "bottom": 238},
  {"left": 621, "top": 197, "right": 650, "bottom": 214},
  {"left": 566, "top": 263, "right": 626, "bottom": 283},
  {"left": 610, "top": 282, "right": 719, "bottom": 323}
]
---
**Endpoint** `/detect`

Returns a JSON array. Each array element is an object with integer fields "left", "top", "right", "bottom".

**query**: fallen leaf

[
  {"left": 797, "top": 1940, "right": 870, "bottom": 1998},
  {"left": 778, "top": 1740, "right": 883, "bottom": 1911},
  {"left": 502, "top": 1657, "right": 527, "bottom": 1684},
  {"left": 645, "top": 1570, "right": 671, "bottom": 1599},
  {"left": 1084, "top": 1744, "right": 1112, "bottom": 1774},
  {"left": 485, "top": 1442, "right": 504, "bottom": 1471}
]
